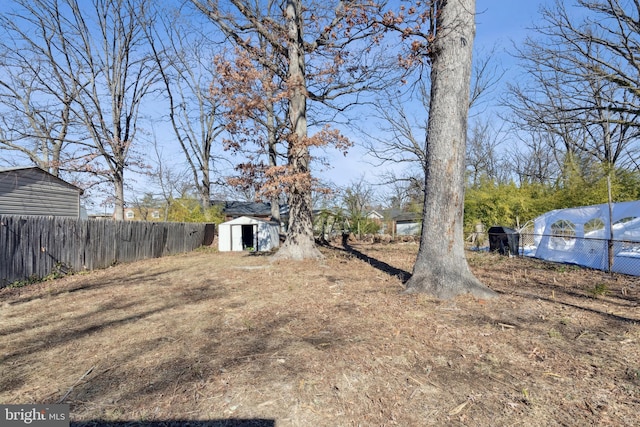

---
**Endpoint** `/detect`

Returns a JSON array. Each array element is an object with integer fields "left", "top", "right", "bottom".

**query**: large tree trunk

[
  {"left": 405, "top": 0, "right": 495, "bottom": 299},
  {"left": 113, "top": 169, "right": 125, "bottom": 221},
  {"left": 266, "top": 87, "right": 281, "bottom": 224},
  {"left": 200, "top": 167, "right": 211, "bottom": 211},
  {"left": 273, "top": 0, "right": 322, "bottom": 260}
]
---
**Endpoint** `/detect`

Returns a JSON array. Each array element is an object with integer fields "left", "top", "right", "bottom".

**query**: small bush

[{"left": 588, "top": 283, "right": 609, "bottom": 298}]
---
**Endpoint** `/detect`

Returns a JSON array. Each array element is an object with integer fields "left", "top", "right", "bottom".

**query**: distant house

[
  {"left": 0, "top": 166, "right": 84, "bottom": 218},
  {"left": 363, "top": 209, "right": 388, "bottom": 234},
  {"left": 218, "top": 216, "right": 280, "bottom": 252},
  {"left": 123, "top": 207, "right": 162, "bottom": 221},
  {"left": 366, "top": 210, "right": 384, "bottom": 221}
]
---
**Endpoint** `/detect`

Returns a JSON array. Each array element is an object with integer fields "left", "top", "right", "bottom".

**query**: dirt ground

[{"left": 1, "top": 242, "right": 639, "bottom": 426}]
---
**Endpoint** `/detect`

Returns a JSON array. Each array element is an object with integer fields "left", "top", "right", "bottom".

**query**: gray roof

[
  {"left": 0, "top": 166, "right": 41, "bottom": 173},
  {"left": 393, "top": 212, "right": 421, "bottom": 222},
  {"left": 0, "top": 166, "right": 83, "bottom": 193},
  {"left": 211, "top": 200, "right": 288, "bottom": 217},
  {"left": 373, "top": 208, "right": 421, "bottom": 222}
]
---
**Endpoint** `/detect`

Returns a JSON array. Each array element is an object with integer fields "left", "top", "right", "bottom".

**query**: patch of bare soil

[{"left": 1, "top": 243, "right": 638, "bottom": 426}]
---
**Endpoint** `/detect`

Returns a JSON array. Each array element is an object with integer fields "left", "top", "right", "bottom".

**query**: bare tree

[
  {"left": 363, "top": 82, "right": 430, "bottom": 173},
  {"left": 0, "top": 0, "right": 160, "bottom": 215},
  {"left": 506, "top": 132, "right": 560, "bottom": 186},
  {"left": 69, "top": 0, "right": 160, "bottom": 220},
  {"left": 540, "top": 0, "right": 640, "bottom": 121},
  {"left": 465, "top": 118, "right": 507, "bottom": 187},
  {"left": 378, "top": 175, "right": 424, "bottom": 211},
  {"left": 361, "top": 47, "right": 502, "bottom": 189},
  {"left": 146, "top": 7, "right": 228, "bottom": 211},
  {"left": 505, "top": 0, "right": 640, "bottom": 185},
  {"left": 404, "top": 0, "right": 495, "bottom": 298},
  {"left": 341, "top": 176, "right": 376, "bottom": 220},
  {"left": 146, "top": 134, "right": 194, "bottom": 221},
  {"left": 190, "top": 0, "right": 389, "bottom": 260},
  {"left": 0, "top": 0, "right": 84, "bottom": 176}
]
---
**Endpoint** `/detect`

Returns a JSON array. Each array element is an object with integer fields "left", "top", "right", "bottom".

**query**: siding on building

[{"left": 0, "top": 167, "right": 82, "bottom": 217}]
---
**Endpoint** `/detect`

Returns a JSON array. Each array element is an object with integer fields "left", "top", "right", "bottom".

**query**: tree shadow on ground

[
  {"left": 513, "top": 290, "right": 639, "bottom": 324},
  {"left": 71, "top": 420, "right": 274, "bottom": 426},
  {"left": 336, "top": 240, "right": 412, "bottom": 283},
  {"left": 1, "top": 267, "right": 184, "bottom": 306}
]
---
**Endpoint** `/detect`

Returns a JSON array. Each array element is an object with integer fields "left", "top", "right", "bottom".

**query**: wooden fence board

[{"left": 0, "top": 216, "right": 210, "bottom": 287}]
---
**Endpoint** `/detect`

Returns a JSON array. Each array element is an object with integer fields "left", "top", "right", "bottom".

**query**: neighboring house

[
  {"left": 123, "top": 207, "right": 162, "bottom": 221},
  {"left": 0, "top": 166, "right": 84, "bottom": 218},
  {"left": 218, "top": 216, "right": 280, "bottom": 252},
  {"left": 211, "top": 200, "right": 288, "bottom": 223},
  {"left": 365, "top": 209, "right": 387, "bottom": 233},
  {"left": 366, "top": 210, "right": 384, "bottom": 221}
]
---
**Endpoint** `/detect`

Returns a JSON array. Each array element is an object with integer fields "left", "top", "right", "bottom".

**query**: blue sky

[
  {"left": 475, "top": 0, "right": 551, "bottom": 81},
  {"left": 321, "top": 0, "right": 554, "bottom": 190},
  {"left": 476, "top": 0, "right": 546, "bottom": 47},
  {"left": 0, "top": 0, "right": 556, "bottom": 208},
  {"left": 131, "top": 0, "right": 557, "bottom": 204}
]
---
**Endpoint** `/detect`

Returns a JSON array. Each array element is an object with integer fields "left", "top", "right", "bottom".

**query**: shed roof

[{"left": 220, "top": 215, "right": 280, "bottom": 226}]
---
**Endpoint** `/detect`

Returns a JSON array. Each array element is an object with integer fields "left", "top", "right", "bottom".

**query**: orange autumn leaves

[{"left": 212, "top": 47, "right": 351, "bottom": 198}]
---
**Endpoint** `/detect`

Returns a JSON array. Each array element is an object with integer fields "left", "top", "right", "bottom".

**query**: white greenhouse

[
  {"left": 218, "top": 216, "right": 281, "bottom": 252},
  {"left": 521, "top": 200, "right": 640, "bottom": 276}
]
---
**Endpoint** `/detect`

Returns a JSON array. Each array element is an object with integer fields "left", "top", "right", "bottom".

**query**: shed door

[
  {"left": 230, "top": 225, "right": 243, "bottom": 251},
  {"left": 241, "top": 224, "right": 256, "bottom": 250}
]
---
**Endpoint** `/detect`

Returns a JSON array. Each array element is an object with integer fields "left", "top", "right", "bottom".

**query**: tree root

[
  {"left": 404, "top": 269, "right": 498, "bottom": 300},
  {"left": 271, "top": 240, "right": 324, "bottom": 261}
]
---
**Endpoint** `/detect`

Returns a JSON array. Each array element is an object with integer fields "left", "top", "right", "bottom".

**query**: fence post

[
  {"left": 607, "top": 196, "right": 614, "bottom": 274},
  {"left": 203, "top": 223, "right": 215, "bottom": 246},
  {"left": 608, "top": 238, "right": 614, "bottom": 274}
]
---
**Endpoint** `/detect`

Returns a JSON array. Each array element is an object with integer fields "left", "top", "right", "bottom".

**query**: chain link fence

[{"left": 476, "top": 227, "right": 640, "bottom": 276}]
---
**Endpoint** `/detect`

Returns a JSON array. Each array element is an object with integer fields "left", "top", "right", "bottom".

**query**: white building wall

[
  {"left": 218, "top": 216, "right": 280, "bottom": 252},
  {"left": 397, "top": 221, "right": 421, "bottom": 236}
]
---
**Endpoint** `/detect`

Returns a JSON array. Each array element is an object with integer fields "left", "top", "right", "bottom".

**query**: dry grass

[{"left": 1, "top": 242, "right": 639, "bottom": 426}]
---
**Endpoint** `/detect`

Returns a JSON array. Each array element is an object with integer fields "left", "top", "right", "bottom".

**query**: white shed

[{"left": 218, "top": 216, "right": 280, "bottom": 252}]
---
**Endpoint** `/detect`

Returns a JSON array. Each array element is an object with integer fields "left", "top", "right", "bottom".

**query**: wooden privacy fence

[{"left": 0, "top": 215, "right": 213, "bottom": 287}]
